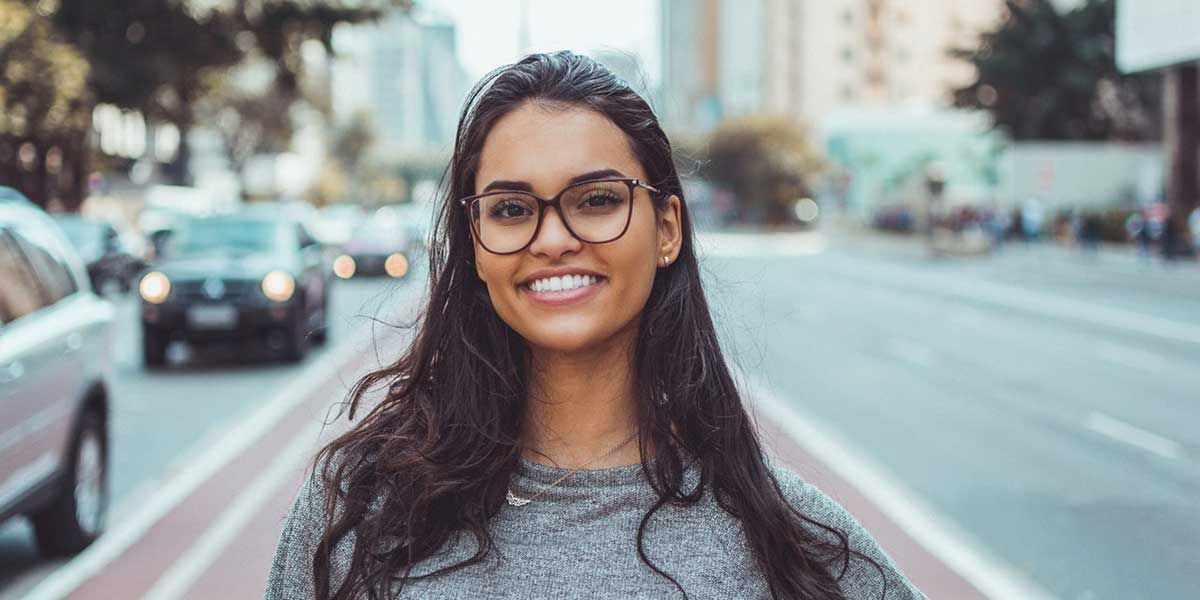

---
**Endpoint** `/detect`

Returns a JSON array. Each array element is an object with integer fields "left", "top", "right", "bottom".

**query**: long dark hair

[{"left": 312, "top": 50, "right": 884, "bottom": 600}]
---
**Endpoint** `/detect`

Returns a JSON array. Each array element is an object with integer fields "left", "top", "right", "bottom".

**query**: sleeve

[
  {"left": 768, "top": 462, "right": 928, "bottom": 600},
  {"left": 265, "top": 465, "right": 331, "bottom": 600}
]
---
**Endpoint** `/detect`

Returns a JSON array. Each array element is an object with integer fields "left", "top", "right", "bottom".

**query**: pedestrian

[
  {"left": 1125, "top": 212, "right": 1151, "bottom": 264},
  {"left": 266, "top": 52, "right": 923, "bottom": 600}
]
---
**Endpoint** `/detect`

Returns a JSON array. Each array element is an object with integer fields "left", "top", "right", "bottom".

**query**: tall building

[
  {"left": 659, "top": 0, "right": 1006, "bottom": 131},
  {"left": 331, "top": 9, "right": 469, "bottom": 158}
]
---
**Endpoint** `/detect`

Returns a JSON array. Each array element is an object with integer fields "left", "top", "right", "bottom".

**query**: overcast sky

[{"left": 421, "top": 0, "right": 661, "bottom": 84}]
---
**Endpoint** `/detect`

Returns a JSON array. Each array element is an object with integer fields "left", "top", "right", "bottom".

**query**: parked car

[
  {"left": 51, "top": 214, "right": 146, "bottom": 296},
  {"left": 0, "top": 187, "right": 114, "bottom": 557},
  {"left": 332, "top": 219, "right": 416, "bottom": 280},
  {"left": 139, "top": 212, "right": 330, "bottom": 367}
]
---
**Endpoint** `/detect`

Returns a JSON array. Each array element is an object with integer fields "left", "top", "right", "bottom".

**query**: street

[
  {"left": 1, "top": 229, "right": 1197, "bottom": 599},
  {"left": 703, "top": 228, "right": 1199, "bottom": 600}
]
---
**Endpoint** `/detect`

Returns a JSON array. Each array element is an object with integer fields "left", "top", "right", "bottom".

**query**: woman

[{"left": 267, "top": 51, "right": 924, "bottom": 600}]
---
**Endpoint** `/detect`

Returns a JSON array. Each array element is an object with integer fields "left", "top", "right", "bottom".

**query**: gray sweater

[{"left": 266, "top": 455, "right": 926, "bottom": 599}]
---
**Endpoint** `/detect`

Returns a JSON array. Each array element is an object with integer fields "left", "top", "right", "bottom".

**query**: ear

[{"left": 656, "top": 194, "right": 682, "bottom": 267}]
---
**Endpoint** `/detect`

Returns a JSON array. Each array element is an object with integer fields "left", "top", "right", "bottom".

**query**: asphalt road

[
  {"left": 699, "top": 229, "right": 1200, "bottom": 600},
  {"left": 2, "top": 229, "right": 1197, "bottom": 599},
  {"left": 0, "top": 270, "right": 423, "bottom": 599}
]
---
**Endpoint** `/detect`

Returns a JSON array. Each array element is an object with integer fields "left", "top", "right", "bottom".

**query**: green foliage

[
  {"left": 953, "top": 0, "right": 1161, "bottom": 141},
  {"left": 704, "top": 115, "right": 823, "bottom": 224},
  {"left": 0, "top": 0, "right": 92, "bottom": 208},
  {"left": 0, "top": 1, "right": 90, "bottom": 139}
]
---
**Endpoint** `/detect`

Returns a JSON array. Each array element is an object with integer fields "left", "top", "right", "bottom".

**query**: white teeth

[{"left": 527, "top": 274, "right": 601, "bottom": 293}]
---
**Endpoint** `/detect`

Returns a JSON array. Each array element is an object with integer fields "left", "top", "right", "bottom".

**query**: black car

[
  {"left": 138, "top": 213, "right": 330, "bottom": 367},
  {"left": 0, "top": 187, "right": 113, "bottom": 557},
  {"left": 52, "top": 214, "right": 146, "bottom": 296}
]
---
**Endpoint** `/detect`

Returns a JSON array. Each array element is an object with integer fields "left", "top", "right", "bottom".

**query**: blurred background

[{"left": 1, "top": 1, "right": 1197, "bottom": 599}]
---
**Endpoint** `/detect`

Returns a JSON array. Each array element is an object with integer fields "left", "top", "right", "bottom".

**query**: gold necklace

[{"left": 507, "top": 429, "right": 640, "bottom": 507}]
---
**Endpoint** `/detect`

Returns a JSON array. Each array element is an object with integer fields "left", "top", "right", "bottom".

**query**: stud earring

[{"left": 662, "top": 255, "right": 669, "bottom": 266}]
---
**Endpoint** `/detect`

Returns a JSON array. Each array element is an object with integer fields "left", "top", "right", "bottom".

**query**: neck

[{"left": 520, "top": 331, "right": 643, "bottom": 470}]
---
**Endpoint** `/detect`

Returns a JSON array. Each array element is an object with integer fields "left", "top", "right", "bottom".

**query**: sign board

[{"left": 1116, "top": 0, "right": 1200, "bottom": 73}]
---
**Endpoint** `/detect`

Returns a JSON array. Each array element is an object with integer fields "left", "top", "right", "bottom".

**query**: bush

[{"left": 703, "top": 115, "right": 823, "bottom": 225}]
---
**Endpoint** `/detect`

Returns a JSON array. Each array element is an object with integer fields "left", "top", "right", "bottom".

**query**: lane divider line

[
  {"left": 1083, "top": 412, "right": 1183, "bottom": 461},
  {"left": 739, "top": 371, "right": 1058, "bottom": 600},
  {"left": 142, "top": 421, "right": 323, "bottom": 600},
  {"left": 22, "top": 326, "right": 375, "bottom": 600}
]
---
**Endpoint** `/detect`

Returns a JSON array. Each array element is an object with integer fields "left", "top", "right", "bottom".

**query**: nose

[{"left": 528, "top": 205, "right": 582, "bottom": 259}]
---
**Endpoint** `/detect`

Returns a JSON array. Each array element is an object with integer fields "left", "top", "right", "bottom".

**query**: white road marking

[
  {"left": 1084, "top": 412, "right": 1183, "bottom": 461},
  {"left": 142, "top": 422, "right": 321, "bottom": 600},
  {"left": 739, "top": 371, "right": 1058, "bottom": 600},
  {"left": 21, "top": 326, "right": 376, "bottom": 600},
  {"left": 1094, "top": 342, "right": 1168, "bottom": 374}
]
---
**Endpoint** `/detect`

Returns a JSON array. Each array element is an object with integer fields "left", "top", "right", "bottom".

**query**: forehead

[{"left": 475, "top": 101, "right": 645, "bottom": 195}]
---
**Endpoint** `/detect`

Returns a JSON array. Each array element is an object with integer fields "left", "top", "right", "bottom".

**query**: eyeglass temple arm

[{"left": 636, "top": 181, "right": 661, "bottom": 195}]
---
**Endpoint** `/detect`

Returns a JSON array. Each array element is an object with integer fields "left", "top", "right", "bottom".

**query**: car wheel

[
  {"left": 30, "top": 409, "right": 108, "bottom": 557},
  {"left": 310, "top": 293, "right": 329, "bottom": 346},
  {"left": 280, "top": 308, "right": 308, "bottom": 363},
  {"left": 143, "top": 325, "right": 167, "bottom": 369}
]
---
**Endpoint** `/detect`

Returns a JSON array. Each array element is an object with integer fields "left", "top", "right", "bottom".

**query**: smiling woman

[{"left": 265, "top": 51, "right": 925, "bottom": 600}]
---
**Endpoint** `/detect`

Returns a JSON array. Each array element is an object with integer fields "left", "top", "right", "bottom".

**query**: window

[
  {"left": 0, "top": 230, "right": 48, "bottom": 324},
  {"left": 12, "top": 228, "right": 76, "bottom": 304}
]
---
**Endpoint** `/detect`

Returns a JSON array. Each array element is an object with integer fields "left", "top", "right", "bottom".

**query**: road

[
  {"left": 701, "top": 228, "right": 1200, "bottom": 600},
  {"left": 1, "top": 228, "right": 1196, "bottom": 599}
]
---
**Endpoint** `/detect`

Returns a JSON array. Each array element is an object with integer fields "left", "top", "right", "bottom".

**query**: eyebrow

[{"left": 481, "top": 169, "right": 627, "bottom": 194}]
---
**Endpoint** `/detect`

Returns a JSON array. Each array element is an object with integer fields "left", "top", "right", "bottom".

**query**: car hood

[{"left": 154, "top": 251, "right": 294, "bottom": 281}]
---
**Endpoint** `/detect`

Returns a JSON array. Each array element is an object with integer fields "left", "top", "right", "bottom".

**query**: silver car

[{"left": 0, "top": 187, "right": 114, "bottom": 556}]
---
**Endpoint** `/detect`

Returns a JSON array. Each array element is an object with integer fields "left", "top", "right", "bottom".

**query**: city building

[
  {"left": 331, "top": 9, "right": 469, "bottom": 158},
  {"left": 659, "top": 0, "right": 1006, "bottom": 131}
]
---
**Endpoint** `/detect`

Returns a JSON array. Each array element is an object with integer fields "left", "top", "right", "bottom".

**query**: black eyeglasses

[{"left": 458, "top": 177, "right": 660, "bottom": 255}]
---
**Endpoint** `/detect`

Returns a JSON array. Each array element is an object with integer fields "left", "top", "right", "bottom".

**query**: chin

[{"left": 520, "top": 321, "right": 612, "bottom": 354}]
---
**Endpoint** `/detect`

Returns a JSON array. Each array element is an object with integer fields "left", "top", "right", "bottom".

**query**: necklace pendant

[{"left": 506, "top": 488, "right": 531, "bottom": 507}]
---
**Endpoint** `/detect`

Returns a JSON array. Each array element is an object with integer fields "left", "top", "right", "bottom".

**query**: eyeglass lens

[{"left": 469, "top": 180, "right": 632, "bottom": 253}]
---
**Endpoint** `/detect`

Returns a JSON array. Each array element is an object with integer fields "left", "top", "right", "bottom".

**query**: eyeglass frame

[{"left": 457, "top": 177, "right": 662, "bottom": 255}]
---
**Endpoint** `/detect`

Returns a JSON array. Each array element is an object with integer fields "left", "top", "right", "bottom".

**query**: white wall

[{"left": 1000, "top": 142, "right": 1164, "bottom": 210}]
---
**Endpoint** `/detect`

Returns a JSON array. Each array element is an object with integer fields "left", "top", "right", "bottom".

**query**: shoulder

[
  {"left": 265, "top": 451, "right": 359, "bottom": 599},
  {"left": 765, "top": 460, "right": 928, "bottom": 600}
]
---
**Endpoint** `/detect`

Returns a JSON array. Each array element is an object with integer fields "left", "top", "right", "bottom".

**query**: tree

[
  {"left": 52, "top": 0, "right": 244, "bottom": 184},
  {"left": 51, "top": 0, "right": 408, "bottom": 185},
  {"left": 0, "top": 0, "right": 92, "bottom": 209},
  {"left": 704, "top": 115, "right": 824, "bottom": 225},
  {"left": 952, "top": 0, "right": 1161, "bottom": 141}
]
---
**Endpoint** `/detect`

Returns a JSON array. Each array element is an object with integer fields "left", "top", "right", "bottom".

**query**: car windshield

[{"left": 165, "top": 218, "right": 281, "bottom": 257}]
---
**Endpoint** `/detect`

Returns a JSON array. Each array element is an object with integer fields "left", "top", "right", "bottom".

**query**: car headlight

[
  {"left": 333, "top": 254, "right": 356, "bottom": 279},
  {"left": 261, "top": 270, "right": 296, "bottom": 302},
  {"left": 385, "top": 253, "right": 408, "bottom": 278},
  {"left": 139, "top": 271, "right": 171, "bottom": 304}
]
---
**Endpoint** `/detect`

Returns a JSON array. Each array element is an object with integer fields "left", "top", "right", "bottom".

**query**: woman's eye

[
  {"left": 580, "top": 193, "right": 621, "bottom": 209},
  {"left": 489, "top": 200, "right": 533, "bottom": 220}
]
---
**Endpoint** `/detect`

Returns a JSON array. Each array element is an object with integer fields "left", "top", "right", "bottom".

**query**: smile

[
  {"left": 520, "top": 274, "right": 606, "bottom": 306},
  {"left": 524, "top": 274, "right": 602, "bottom": 292}
]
